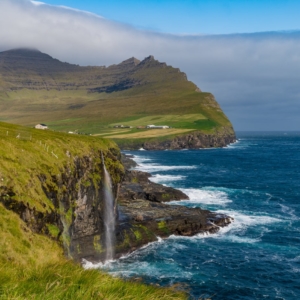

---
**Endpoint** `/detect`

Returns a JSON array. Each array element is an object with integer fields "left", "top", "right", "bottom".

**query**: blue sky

[
  {"left": 0, "top": 0, "right": 300, "bottom": 130},
  {"left": 40, "top": 0, "right": 300, "bottom": 34}
]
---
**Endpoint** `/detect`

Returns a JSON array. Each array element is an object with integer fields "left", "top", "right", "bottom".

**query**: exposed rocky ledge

[
  {"left": 143, "top": 129, "right": 236, "bottom": 150},
  {"left": 68, "top": 153, "right": 233, "bottom": 262},
  {"left": 1, "top": 147, "right": 233, "bottom": 264},
  {"left": 70, "top": 153, "right": 233, "bottom": 262},
  {"left": 118, "top": 169, "right": 189, "bottom": 203},
  {"left": 118, "top": 127, "right": 236, "bottom": 150}
]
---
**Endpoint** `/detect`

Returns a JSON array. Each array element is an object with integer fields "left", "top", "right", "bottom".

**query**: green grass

[
  {"left": 0, "top": 204, "right": 187, "bottom": 300},
  {"left": 0, "top": 121, "right": 121, "bottom": 212},
  {"left": 0, "top": 121, "right": 187, "bottom": 299},
  {"left": 110, "top": 114, "right": 207, "bottom": 127}
]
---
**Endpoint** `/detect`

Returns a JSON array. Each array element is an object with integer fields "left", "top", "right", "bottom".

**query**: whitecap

[
  {"left": 117, "top": 236, "right": 165, "bottom": 261},
  {"left": 149, "top": 174, "right": 186, "bottom": 183},
  {"left": 131, "top": 156, "right": 152, "bottom": 164},
  {"left": 134, "top": 163, "right": 197, "bottom": 173},
  {"left": 82, "top": 258, "right": 116, "bottom": 270},
  {"left": 279, "top": 204, "right": 299, "bottom": 221},
  {"left": 168, "top": 188, "right": 232, "bottom": 206},
  {"left": 220, "top": 235, "right": 260, "bottom": 244},
  {"left": 217, "top": 209, "right": 282, "bottom": 232}
]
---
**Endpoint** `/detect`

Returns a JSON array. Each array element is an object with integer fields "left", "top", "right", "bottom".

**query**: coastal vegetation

[
  {"left": 0, "top": 48, "right": 235, "bottom": 298},
  {"left": 0, "top": 121, "right": 187, "bottom": 299}
]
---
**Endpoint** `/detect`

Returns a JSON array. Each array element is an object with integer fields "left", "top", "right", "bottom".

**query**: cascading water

[{"left": 101, "top": 152, "right": 116, "bottom": 261}]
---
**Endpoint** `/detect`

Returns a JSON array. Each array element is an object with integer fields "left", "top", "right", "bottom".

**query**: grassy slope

[
  {"left": 0, "top": 50, "right": 234, "bottom": 147},
  {"left": 0, "top": 121, "right": 186, "bottom": 299},
  {"left": 0, "top": 205, "right": 186, "bottom": 300}
]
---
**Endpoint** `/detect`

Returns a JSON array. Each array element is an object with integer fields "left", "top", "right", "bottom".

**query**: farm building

[
  {"left": 114, "top": 125, "right": 133, "bottom": 128},
  {"left": 146, "top": 125, "right": 170, "bottom": 129},
  {"left": 35, "top": 124, "right": 48, "bottom": 130}
]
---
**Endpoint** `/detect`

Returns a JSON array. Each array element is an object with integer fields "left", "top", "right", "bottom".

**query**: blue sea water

[{"left": 87, "top": 132, "right": 300, "bottom": 299}]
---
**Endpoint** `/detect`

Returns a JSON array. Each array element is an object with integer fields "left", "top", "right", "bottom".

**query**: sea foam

[
  {"left": 149, "top": 174, "right": 186, "bottom": 184},
  {"left": 169, "top": 187, "right": 232, "bottom": 206}
]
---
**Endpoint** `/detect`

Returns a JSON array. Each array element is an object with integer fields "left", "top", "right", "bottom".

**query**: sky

[{"left": 0, "top": 0, "right": 300, "bottom": 131}]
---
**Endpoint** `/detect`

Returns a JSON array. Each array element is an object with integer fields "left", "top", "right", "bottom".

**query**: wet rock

[
  {"left": 119, "top": 169, "right": 189, "bottom": 203},
  {"left": 111, "top": 155, "right": 233, "bottom": 260}
]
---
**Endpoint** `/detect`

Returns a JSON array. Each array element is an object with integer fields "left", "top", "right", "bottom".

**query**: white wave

[
  {"left": 108, "top": 261, "right": 193, "bottom": 280},
  {"left": 169, "top": 188, "right": 232, "bottom": 206},
  {"left": 279, "top": 204, "right": 299, "bottom": 221},
  {"left": 220, "top": 235, "right": 260, "bottom": 244},
  {"left": 131, "top": 155, "right": 152, "bottom": 163},
  {"left": 82, "top": 238, "right": 166, "bottom": 271},
  {"left": 149, "top": 174, "right": 186, "bottom": 183},
  {"left": 223, "top": 138, "right": 252, "bottom": 150},
  {"left": 138, "top": 148, "right": 146, "bottom": 151},
  {"left": 116, "top": 236, "right": 165, "bottom": 261},
  {"left": 135, "top": 163, "right": 197, "bottom": 173},
  {"left": 82, "top": 258, "right": 116, "bottom": 270},
  {"left": 217, "top": 209, "right": 282, "bottom": 232}
]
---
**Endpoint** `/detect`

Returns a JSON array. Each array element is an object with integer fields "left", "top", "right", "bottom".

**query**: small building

[
  {"left": 35, "top": 124, "right": 48, "bottom": 130},
  {"left": 146, "top": 125, "right": 170, "bottom": 129},
  {"left": 114, "top": 125, "right": 132, "bottom": 129}
]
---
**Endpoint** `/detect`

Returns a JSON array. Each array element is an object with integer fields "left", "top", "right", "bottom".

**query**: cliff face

[
  {"left": 143, "top": 128, "right": 236, "bottom": 150},
  {"left": 118, "top": 126, "right": 236, "bottom": 150},
  {"left": 39, "top": 153, "right": 122, "bottom": 262},
  {"left": 0, "top": 147, "right": 123, "bottom": 262},
  {"left": 0, "top": 122, "right": 233, "bottom": 263}
]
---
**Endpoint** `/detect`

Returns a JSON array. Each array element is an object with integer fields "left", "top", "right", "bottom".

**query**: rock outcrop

[
  {"left": 143, "top": 129, "right": 236, "bottom": 150},
  {"left": 107, "top": 154, "right": 233, "bottom": 261},
  {"left": 0, "top": 121, "right": 233, "bottom": 263}
]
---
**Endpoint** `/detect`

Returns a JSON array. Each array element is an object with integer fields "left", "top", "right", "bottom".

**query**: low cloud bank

[{"left": 1, "top": 0, "right": 300, "bottom": 130}]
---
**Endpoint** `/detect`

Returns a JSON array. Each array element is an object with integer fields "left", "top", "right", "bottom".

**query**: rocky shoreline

[
  {"left": 106, "top": 154, "right": 233, "bottom": 261},
  {"left": 71, "top": 153, "right": 233, "bottom": 263},
  {"left": 117, "top": 128, "right": 236, "bottom": 151},
  {"left": 143, "top": 130, "right": 236, "bottom": 150}
]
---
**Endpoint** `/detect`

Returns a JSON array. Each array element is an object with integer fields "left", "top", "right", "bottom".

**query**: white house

[
  {"left": 35, "top": 124, "right": 48, "bottom": 130},
  {"left": 146, "top": 125, "right": 170, "bottom": 129}
]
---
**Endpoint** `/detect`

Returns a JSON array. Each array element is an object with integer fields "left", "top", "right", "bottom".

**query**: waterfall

[{"left": 101, "top": 152, "right": 116, "bottom": 261}]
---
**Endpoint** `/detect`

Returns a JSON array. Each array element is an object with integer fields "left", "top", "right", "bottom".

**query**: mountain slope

[{"left": 0, "top": 48, "right": 235, "bottom": 149}]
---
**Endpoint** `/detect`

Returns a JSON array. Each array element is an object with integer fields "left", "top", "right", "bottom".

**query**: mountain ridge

[{"left": 0, "top": 48, "right": 235, "bottom": 149}]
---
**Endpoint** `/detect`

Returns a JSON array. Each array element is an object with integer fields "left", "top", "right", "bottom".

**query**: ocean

[{"left": 87, "top": 132, "right": 300, "bottom": 299}]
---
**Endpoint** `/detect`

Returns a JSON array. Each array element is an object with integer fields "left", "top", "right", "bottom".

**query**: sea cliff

[{"left": 0, "top": 121, "right": 232, "bottom": 264}]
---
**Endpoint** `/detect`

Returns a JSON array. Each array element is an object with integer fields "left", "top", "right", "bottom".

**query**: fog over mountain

[{"left": 1, "top": 0, "right": 300, "bottom": 130}]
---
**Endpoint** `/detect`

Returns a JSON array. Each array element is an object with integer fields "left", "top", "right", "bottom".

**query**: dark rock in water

[
  {"left": 109, "top": 155, "right": 233, "bottom": 261},
  {"left": 114, "top": 199, "right": 233, "bottom": 258},
  {"left": 120, "top": 200, "right": 231, "bottom": 236},
  {"left": 119, "top": 169, "right": 189, "bottom": 203},
  {"left": 68, "top": 153, "right": 233, "bottom": 263}
]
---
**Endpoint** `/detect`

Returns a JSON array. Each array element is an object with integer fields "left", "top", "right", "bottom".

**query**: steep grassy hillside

[
  {"left": 0, "top": 121, "right": 187, "bottom": 299},
  {"left": 0, "top": 49, "right": 234, "bottom": 148}
]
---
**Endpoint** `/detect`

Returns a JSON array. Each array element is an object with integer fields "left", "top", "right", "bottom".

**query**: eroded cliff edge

[
  {"left": 0, "top": 122, "right": 233, "bottom": 264},
  {"left": 58, "top": 151, "right": 232, "bottom": 262}
]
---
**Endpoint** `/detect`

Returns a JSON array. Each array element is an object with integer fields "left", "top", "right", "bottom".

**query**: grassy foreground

[
  {"left": 0, "top": 121, "right": 187, "bottom": 300},
  {"left": 0, "top": 205, "right": 187, "bottom": 300}
]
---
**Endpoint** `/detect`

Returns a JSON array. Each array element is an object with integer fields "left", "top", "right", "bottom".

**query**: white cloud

[{"left": 1, "top": 0, "right": 300, "bottom": 130}]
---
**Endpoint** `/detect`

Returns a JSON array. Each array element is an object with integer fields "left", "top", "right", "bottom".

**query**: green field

[{"left": 0, "top": 49, "right": 234, "bottom": 147}]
